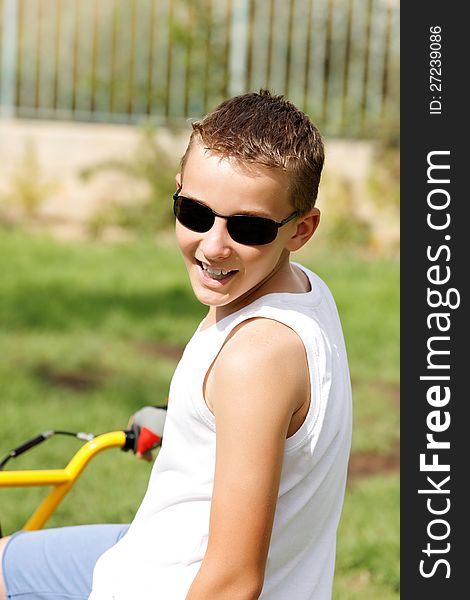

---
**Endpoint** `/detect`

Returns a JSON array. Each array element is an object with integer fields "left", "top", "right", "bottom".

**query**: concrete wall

[{"left": 0, "top": 119, "right": 188, "bottom": 226}]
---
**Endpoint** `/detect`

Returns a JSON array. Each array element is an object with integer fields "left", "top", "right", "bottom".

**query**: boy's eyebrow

[
  {"left": 179, "top": 190, "right": 273, "bottom": 219},
  {"left": 231, "top": 207, "right": 272, "bottom": 218}
]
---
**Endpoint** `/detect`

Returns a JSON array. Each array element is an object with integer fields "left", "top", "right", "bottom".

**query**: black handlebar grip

[{"left": 10, "top": 432, "right": 51, "bottom": 458}]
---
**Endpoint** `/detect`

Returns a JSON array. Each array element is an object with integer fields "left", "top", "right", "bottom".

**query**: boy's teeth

[
  {"left": 207, "top": 268, "right": 229, "bottom": 275},
  {"left": 201, "top": 263, "right": 233, "bottom": 278}
]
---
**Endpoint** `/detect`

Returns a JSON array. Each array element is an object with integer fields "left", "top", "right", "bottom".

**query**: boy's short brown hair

[{"left": 181, "top": 90, "right": 325, "bottom": 214}]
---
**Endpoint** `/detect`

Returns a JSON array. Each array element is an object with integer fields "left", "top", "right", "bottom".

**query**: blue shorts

[{"left": 2, "top": 524, "right": 129, "bottom": 600}]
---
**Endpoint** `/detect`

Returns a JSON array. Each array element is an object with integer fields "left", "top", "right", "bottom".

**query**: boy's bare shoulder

[
  {"left": 223, "top": 317, "right": 306, "bottom": 362},
  {"left": 206, "top": 317, "right": 309, "bottom": 415}
]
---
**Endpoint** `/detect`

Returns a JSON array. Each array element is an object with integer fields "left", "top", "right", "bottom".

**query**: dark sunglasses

[{"left": 173, "top": 191, "right": 298, "bottom": 246}]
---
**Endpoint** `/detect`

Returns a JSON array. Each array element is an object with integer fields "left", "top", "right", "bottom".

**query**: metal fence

[{"left": 0, "top": 0, "right": 399, "bottom": 138}]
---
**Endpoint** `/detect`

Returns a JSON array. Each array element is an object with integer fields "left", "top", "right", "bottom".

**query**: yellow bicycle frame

[{"left": 0, "top": 431, "right": 126, "bottom": 531}]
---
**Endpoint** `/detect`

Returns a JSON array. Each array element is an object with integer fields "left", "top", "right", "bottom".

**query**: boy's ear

[
  {"left": 175, "top": 173, "right": 182, "bottom": 189},
  {"left": 286, "top": 208, "right": 321, "bottom": 252}
]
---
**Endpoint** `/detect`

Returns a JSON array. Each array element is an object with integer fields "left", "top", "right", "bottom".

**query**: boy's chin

[
  {"left": 188, "top": 277, "right": 242, "bottom": 310},
  {"left": 190, "top": 285, "right": 232, "bottom": 308}
]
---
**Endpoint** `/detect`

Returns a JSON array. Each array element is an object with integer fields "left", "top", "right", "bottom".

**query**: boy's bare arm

[{"left": 185, "top": 318, "right": 310, "bottom": 600}]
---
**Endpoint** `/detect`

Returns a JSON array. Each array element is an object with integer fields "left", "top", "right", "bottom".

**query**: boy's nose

[{"left": 199, "top": 216, "right": 232, "bottom": 260}]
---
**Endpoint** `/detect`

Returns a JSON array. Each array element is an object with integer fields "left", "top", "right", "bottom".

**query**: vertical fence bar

[
  {"left": 127, "top": 0, "right": 137, "bottom": 116},
  {"left": 380, "top": 0, "right": 392, "bottom": 119},
  {"left": 171, "top": 0, "right": 188, "bottom": 120},
  {"left": 383, "top": 0, "right": 399, "bottom": 134},
  {"left": 90, "top": 0, "right": 99, "bottom": 114},
  {"left": 55, "top": 0, "right": 71, "bottom": 116},
  {"left": 52, "top": 0, "right": 61, "bottom": 112},
  {"left": 307, "top": 0, "right": 327, "bottom": 121},
  {"left": 249, "top": 0, "right": 267, "bottom": 96},
  {"left": 359, "top": 0, "right": 373, "bottom": 132},
  {"left": 38, "top": 0, "right": 56, "bottom": 115},
  {"left": 29, "top": 0, "right": 46, "bottom": 117},
  {"left": 267, "top": 0, "right": 287, "bottom": 95},
  {"left": 363, "top": 0, "right": 386, "bottom": 131},
  {"left": 15, "top": 0, "right": 23, "bottom": 113},
  {"left": 130, "top": 0, "right": 147, "bottom": 118},
  {"left": 325, "top": 0, "right": 351, "bottom": 135},
  {"left": 228, "top": 0, "right": 249, "bottom": 96},
  {"left": 302, "top": 0, "right": 313, "bottom": 113},
  {"left": 109, "top": 0, "right": 118, "bottom": 114},
  {"left": 183, "top": 0, "right": 193, "bottom": 118},
  {"left": 345, "top": 0, "right": 368, "bottom": 135},
  {"left": 285, "top": 0, "right": 308, "bottom": 111},
  {"left": 92, "top": 0, "right": 106, "bottom": 116},
  {"left": 256, "top": 2, "right": 271, "bottom": 94},
  {"left": 264, "top": 0, "right": 275, "bottom": 91},
  {"left": 146, "top": 0, "right": 156, "bottom": 116},
  {"left": 0, "top": 0, "right": 18, "bottom": 117},
  {"left": 320, "top": 0, "right": 333, "bottom": 125},
  {"left": 18, "top": 0, "right": 35, "bottom": 113},
  {"left": 340, "top": 0, "right": 353, "bottom": 134},
  {"left": 244, "top": 0, "right": 255, "bottom": 92},
  {"left": 71, "top": 0, "right": 80, "bottom": 114},
  {"left": 212, "top": 2, "right": 224, "bottom": 108},
  {"left": 33, "top": 0, "right": 41, "bottom": 111},
  {"left": 151, "top": 0, "right": 168, "bottom": 119},
  {"left": 74, "top": 0, "right": 86, "bottom": 117},
  {"left": 283, "top": 0, "right": 295, "bottom": 99},
  {"left": 202, "top": 0, "right": 212, "bottom": 114},
  {"left": 221, "top": 0, "right": 232, "bottom": 99},
  {"left": 164, "top": 0, "right": 174, "bottom": 118}
]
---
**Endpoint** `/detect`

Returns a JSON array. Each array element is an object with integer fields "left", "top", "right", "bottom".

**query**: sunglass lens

[
  {"left": 174, "top": 195, "right": 279, "bottom": 245},
  {"left": 175, "top": 197, "right": 214, "bottom": 233},
  {"left": 228, "top": 216, "right": 277, "bottom": 245}
]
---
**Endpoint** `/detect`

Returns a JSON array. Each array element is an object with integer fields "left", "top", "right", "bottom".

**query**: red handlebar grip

[{"left": 136, "top": 427, "right": 162, "bottom": 454}]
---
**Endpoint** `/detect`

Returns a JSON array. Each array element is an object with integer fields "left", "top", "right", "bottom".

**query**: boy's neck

[{"left": 204, "top": 257, "right": 310, "bottom": 328}]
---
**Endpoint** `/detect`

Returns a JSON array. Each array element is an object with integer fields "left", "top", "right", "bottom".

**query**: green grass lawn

[{"left": 0, "top": 228, "right": 399, "bottom": 598}]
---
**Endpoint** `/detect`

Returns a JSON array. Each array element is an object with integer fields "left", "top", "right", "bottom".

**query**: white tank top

[{"left": 89, "top": 263, "right": 352, "bottom": 600}]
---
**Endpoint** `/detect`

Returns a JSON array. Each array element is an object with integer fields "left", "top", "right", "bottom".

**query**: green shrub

[{"left": 81, "top": 125, "right": 176, "bottom": 236}]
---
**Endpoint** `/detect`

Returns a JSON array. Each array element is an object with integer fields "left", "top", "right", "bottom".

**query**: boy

[{"left": 0, "top": 90, "right": 352, "bottom": 599}]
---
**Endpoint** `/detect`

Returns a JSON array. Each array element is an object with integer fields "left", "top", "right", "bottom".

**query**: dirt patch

[
  {"left": 35, "top": 364, "right": 106, "bottom": 392},
  {"left": 352, "top": 377, "right": 400, "bottom": 408},
  {"left": 137, "top": 341, "right": 184, "bottom": 362},
  {"left": 376, "top": 380, "right": 400, "bottom": 408},
  {"left": 348, "top": 443, "right": 400, "bottom": 480}
]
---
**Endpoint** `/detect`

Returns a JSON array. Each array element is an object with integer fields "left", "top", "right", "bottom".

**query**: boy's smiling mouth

[{"left": 197, "top": 260, "right": 239, "bottom": 282}]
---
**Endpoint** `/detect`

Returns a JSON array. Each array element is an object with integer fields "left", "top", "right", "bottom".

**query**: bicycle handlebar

[
  {"left": 0, "top": 406, "right": 167, "bottom": 531},
  {"left": 0, "top": 430, "right": 132, "bottom": 531}
]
